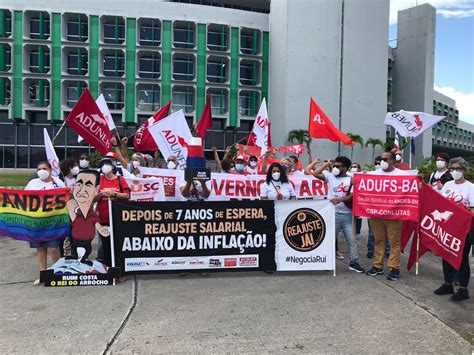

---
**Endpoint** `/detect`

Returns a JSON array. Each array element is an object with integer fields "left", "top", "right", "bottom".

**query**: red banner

[
  {"left": 65, "top": 88, "right": 111, "bottom": 155},
  {"left": 276, "top": 144, "right": 305, "bottom": 155},
  {"left": 353, "top": 173, "right": 419, "bottom": 221}
]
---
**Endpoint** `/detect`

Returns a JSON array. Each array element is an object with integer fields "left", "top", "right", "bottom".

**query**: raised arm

[
  {"left": 304, "top": 158, "right": 328, "bottom": 181},
  {"left": 111, "top": 136, "right": 129, "bottom": 168},
  {"left": 212, "top": 147, "right": 222, "bottom": 173}
]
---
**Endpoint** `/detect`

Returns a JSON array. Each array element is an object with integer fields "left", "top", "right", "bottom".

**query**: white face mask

[
  {"left": 235, "top": 164, "right": 245, "bottom": 172},
  {"left": 70, "top": 166, "right": 80, "bottom": 176},
  {"left": 350, "top": 167, "right": 358, "bottom": 173},
  {"left": 37, "top": 169, "right": 50, "bottom": 180},
  {"left": 101, "top": 164, "right": 113, "bottom": 174},
  {"left": 451, "top": 170, "right": 463, "bottom": 181},
  {"left": 375, "top": 164, "right": 381, "bottom": 170},
  {"left": 249, "top": 161, "right": 257, "bottom": 168},
  {"left": 229, "top": 167, "right": 235, "bottom": 173},
  {"left": 395, "top": 154, "right": 402, "bottom": 162},
  {"left": 167, "top": 161, "right": 177, "bottom": 170},
  {"left": 380, "top": 160, "right": 389, "bottom": 171},
  {"left": 332, "top": 167, "right": 341, "bottom": 176},
  {"left": 79, "top": 159, "right": 89, "bottom": 168},
  {"left": 436, "top": 160, "right": 446, "bottom": 170},
  {"left": 133, "top": 161, "right": 141, "bottom": 168},
  {"left": 272, "top": 172, "right": 281, "bottom": 181}
]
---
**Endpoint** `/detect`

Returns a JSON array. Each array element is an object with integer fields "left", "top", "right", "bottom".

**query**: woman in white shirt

[
  {"left": 260, "top": 163, "right": 296, "bottom": 200},
  {"left": 25, "top": 161, "right": 65, "bottom": 285},
  {"left": 60, "top": 157, "right": 80, "bottom": 188},
  {"left": 435, "top": 157, "right": 474, "bottom": 302}
]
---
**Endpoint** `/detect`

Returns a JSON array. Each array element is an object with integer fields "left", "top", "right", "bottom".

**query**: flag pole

[
  {"left": 415, "top": 231, "right": 420, "bottom": 276},
  {"left": 52, "top": 120, "right": 68, "bottom": 144},
  {"left": 408, "top": 137, "right": 412, "bottom": 169}
]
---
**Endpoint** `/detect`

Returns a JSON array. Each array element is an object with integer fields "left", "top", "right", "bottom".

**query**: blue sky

[{"left": 390, "top": 0, "right": 474, "bottom": 124}]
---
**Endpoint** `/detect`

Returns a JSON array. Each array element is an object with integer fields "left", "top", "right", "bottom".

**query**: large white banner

[
  {"left": 124, "top": 176, "right": 166, "bottom": 202},
  {"left": 148, "top": 110, "right": 193, "bottom": 170},
  {"left": 43, "top": 128, "right": 60, "bottom": 177},
  {"left": 384, "top": 110, "right": 444, "bottom": 138},
  {"left": 274, "top": 200, "right": 335, "bottom": 271},
  {"left": 139, "top": 167, "right": 329, "bottom": 201}
]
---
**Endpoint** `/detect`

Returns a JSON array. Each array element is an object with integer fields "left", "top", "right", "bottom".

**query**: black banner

[{"left": 111, "top": 200, "right": 277, "bottom": 274}]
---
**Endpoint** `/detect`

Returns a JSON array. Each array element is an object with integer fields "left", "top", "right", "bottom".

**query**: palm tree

[
  {"left": 287, "top": 129, "right": 312, "bottom": 146},
  {"left": 365, "top": 137, "right": 384, "bottom": 161},
  {"left": 346, "top": 133, "right": 363, "bottom": 161}
]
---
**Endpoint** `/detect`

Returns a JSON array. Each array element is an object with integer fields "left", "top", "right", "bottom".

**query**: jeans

[
  {"left": 335, "top": 212, "right": 359, "bottom": 262},
  {"left": 367, "top": 219, "right": 390, "bottom": 254}
]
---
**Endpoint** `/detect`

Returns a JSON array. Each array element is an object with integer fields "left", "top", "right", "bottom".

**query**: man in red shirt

[
  {"left": 393, "top": 149, "right": 410, "bottom": 170},
  {"left": 66, "top": 170, "right": 109, "bottom": 266}
]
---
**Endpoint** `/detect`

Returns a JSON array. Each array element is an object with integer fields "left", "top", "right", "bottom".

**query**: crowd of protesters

[{"left": 19, "top": 135, "right": 473, "bottom": 302}]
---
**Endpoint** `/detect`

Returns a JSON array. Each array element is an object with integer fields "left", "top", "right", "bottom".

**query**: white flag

[
  {"left": 251, "top": 98, "right": 270, "bottom": 154},
  {"left": 148, "top": 110, "right": 193, "bottom": 170},
  {"left": 78, "top": 94, "right": 116, "bottom": 143},
  {"left": 384, "top": 110, "right": 444, "bottom": 138},
  {"left": 43, "top": 128, "right": 60, "bottom": 177}
]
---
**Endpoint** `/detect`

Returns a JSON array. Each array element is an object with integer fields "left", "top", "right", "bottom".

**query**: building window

[
  {"left": 0, "top": 78, "right": 11, "bottom": 106},
  {"left": 103, "top": 51, "right": 125, "bottom": 77},
  {"left": 103, "top": 18, "right": 125, "bottom": 44},
  {"left": 139, "top": 20, "right": 161, "bottom": 46},
  {"left": 0, "top": 10, "right": 12, "bottom": 38},
  {"left": 0, "top": 44, "right": 11, "bottom": 71},
  {"left": 138, "top": 53, "right": 161, "bottom": 79},
  {"left": 239, "top": 91, "right": 259, "bottom": 116},
  {"left": 102, "top": 83, "right": 124, "bottom": 110},
  {"left": 66, "top": 82, "right": 86, "bottom": 108},
  {"left": 172, "top": 86, "right": 194, "bottom": 113},
  {"left": 173, "top": 22, "right": 195, "bottom": 49},
  {"left": 29, "top": 48, "right": 50, "bottom": 73},
  {"left": 208, "top": 89, "right": 228, "bottom": 115},
  {"left": 137, "top": 84, "right": 160, "bottom": 111},
  {"left": 29, "top": 14, "right": 50, "bottom": 40},
  {"left": 207, "top": 57, "right": 228, "bottom": 83},
  {"left": 207, "top": 25, "right": 228, "bottom": 51},
  {"left": 240, "top": 60, "right": 259, "bottom": 85},
  {"left": 240, "top": 29, "right": 259, "bottom": 55},
  {"left": 173, "top": 55, "right": 195, "bottom": 81},
  {"left": 67, "top": 16, "right": 88, "bottom": 42},
  {"left": 29, "top": 80, "right": 50, "bottom": 107},
  {"left": 67, "top": 50, "right": 88, "bottom": 75}
]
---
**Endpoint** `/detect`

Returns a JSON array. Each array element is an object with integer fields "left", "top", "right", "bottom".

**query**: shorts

[{"left": 29, "top": 239, "right": 62, "bottom": 249}]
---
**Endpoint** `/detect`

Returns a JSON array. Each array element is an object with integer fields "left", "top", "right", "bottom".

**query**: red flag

[
  {"left": 65, "top": 88, "right": 111, "bottom": 155},
  {"left": 408, "top": 182, "right": 472, "bottom": 271},
  {"left": 237, "top": 144, "right": 263, "bottom": 158},
  {"left": 195, "top": 94, "right": 212, "bottom": 139},
  {"left": 134, "top": 101, "right": 172, "bottom": 152},
  {"left": 308, "top": 98, "right": 353, "bottom": 145},
  {"left": 276, "top": 144, "right": 305, "bottom": 155}
]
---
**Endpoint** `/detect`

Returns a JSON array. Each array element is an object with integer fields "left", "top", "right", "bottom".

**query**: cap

[
  {"left": 234, "top": 155, "right": 247, "bottom": 162},
  {"left": 105, "top": 152, "right": 118, "bottom": 159}
]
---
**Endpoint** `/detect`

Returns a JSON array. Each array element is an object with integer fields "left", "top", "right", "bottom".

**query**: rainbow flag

[{"left": 0, "top": 188, "right": 71, "bottom": 242}]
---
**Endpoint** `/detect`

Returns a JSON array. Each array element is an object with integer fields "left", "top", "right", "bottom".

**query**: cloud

[
  {"left": 390, "top": 0, "right": 474, "bottom": 25},
  {"left": 434, "top": 85, "right": 474, "bottom": 124}
]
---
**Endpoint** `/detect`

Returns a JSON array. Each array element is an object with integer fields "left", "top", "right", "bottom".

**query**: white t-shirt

[
  {"left": 429, "top": 170, "right": 450, "bottom": 192},
  {"left": 289, "top": 170, "right": 305, "bottom": 177},
  {"left": 64, "top": 176, "right": 76, "bottom": 187},
  {"left": 325, "top": 173, "right": 352, "bottom": 214},
  {"left": 260, "top": 181, "right": 296, "bottom": 200},
  {"left": 245, "top": 165, "right": 259, "bottom": 175},
  {"left": 370, "top": 168, "right": 410, "bottom": 176},
  {"left": 25, "top": 177, "right": 65, "bottom": 191},
  {"left": 179, "top": 180, "right": 212, "bottom": 201},
  {"left": 440, "top": 180, "right": 474, "bottom": 209}
]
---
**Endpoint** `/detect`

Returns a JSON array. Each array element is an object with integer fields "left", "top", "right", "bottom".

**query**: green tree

[
  {"left": 365, "top": 137, "right": 384, "bottom": 161},
  {"left": 287, "top": 129, "right": 312, "bottom": 146},
  {"left": 346, "top": 133, "right": 364, "bottom": 161}
]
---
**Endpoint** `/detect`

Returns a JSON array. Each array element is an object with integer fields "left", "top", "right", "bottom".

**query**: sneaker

[
  {"left": 366, "top": 267, "right": 383, "bottom": 276},
  {"left": 349, "top": 261, "right": 365, "bottom": 273},
  {"left": 336, "top": 251, "right": 345, "bottom": 260},
  {"left": 33, "top": 278, "right": 41, "bottom": 286},
  {"left": 387, "top": 269, "right": 400, "bottom": 281},
  {"left": 366, "top": 251, "right": 374, "bottom": 259},
  {"left": 434, "top": 283, "right": 454, "bottom": 295},
  {"left": 450, "top": 288, "right": 469, "bottom": 302},
  {"left": 385, "top": 252, "right": 390, "bottom": 258}
]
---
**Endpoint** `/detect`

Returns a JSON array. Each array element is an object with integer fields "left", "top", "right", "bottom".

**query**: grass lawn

[{"left": 0, "top": 173, "right": 33, "bottom": 188}]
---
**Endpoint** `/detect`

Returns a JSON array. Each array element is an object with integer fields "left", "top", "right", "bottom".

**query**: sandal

[{"left": 33, "top": 279, "right": 41, "bottom": 286}]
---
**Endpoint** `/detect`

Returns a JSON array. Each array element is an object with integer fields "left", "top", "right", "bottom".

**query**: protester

[
  {"left": 180, "top": 179, "right": 211, "bottom": 201},
  {"left": 95, "top": 157, "right": 130, "bottom": 270},
  {"left": 393, "top": 149, "right": 410, "bottom": 170},
  {"left": 245, "top": 155, "right": 259, "bottom": 175},
  {"left": 366, "top": 151, "right": 409, "bottom": 281},
  {"left": 78, "top": 153, "right": 91, "bottom": 170},
  {"left": 374, "top": 156, "right": 382, "bottom": 170},
  {"left": 260, "top": 162, "right": 296, "bottom": 200},
  {"left": 282, "top": 157, "right": 303, "bottom": 176},
  {"left": 166, "top": 155, "right": 179, "bottom": 170},
  {"left": 60, "top": 158, "right": 80, "bottom": 188},
  {"left": 128, "top": 153, "right": 145, "bottom": 176},
  {"left": 233, "top": 155, "right": 250, "bottom": 175},
  {"left": 434, "top": 157, "right": 474, "bottom": 302},
  {"left": 429, "top": 153, "right": 453, "bottom": 191},
  {"left": 304, "top": 157, "right": 365, "bottom": 273},
  {"left": 221, "top": 159, "right": 235, "bottom": 174},
  {"left": 213, "top": 146, "right": 235, "bottom": 173},
  {"left": 25, "top": 161, "right": 65, "bottom": 285}
]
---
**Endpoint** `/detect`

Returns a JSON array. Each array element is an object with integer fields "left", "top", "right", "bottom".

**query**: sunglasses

[
  {"left": 80, "top": 158, "right": 89, "bottom": 161},
  {"left": 381, "top": 158, "right": 390, "bottom": 162},
  {"left": 332, "top": 164, "right": 342, "bottom": 169}
]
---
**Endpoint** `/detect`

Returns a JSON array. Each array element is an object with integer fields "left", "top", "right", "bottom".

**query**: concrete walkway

[{"left": 0, "top": 233, "right": 472, "bottom": 354}]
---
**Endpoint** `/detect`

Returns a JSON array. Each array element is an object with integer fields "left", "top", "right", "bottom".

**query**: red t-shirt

[
  {"left": 71, "top": 208, "right": 100, "bottom": 241},
  {"left": 395, "top": 162, "right": 410, "bottom": 171},
  {"left": 97, "top": 176, "right": 130, "bottom": 225}
]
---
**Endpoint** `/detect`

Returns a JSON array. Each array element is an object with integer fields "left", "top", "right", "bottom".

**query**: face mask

[
  {"left": 395, "top": 154, "right": 402, "bottom": 162},
  {"left": 37, "top": 169, "right": 50, "bottom": 180},
  {"left": 375, "top": 164, "right": 381, "bottom": 170},
  {"left": 436, "top": 160, "right": 446, "bottom": 170},
  {"left": 272, "top": 172, "right": 281, "bottom": 181},
  {"left": 451, "top": 170, "right": 463, "bottom": 181},
  {"left": 101, "top": 164, "right": 113, "bottom": 174},
  {"left": 380, "top": 160, "right": 389, "bottom": 171},
  {"left": 167, "top": 161, "right": 177, "bottom": 170},
  {"left": 249, "top": 161, "right": 257, "bottom": 168},
  {"left": 229, "top": 167, "right": 235, "bottom": 173},
  {"left": 79, "top": 160, "right": 89, "bottom": 168},
  {"left": 350, "top": 168, "right": 358, "bottom": 173},
  {"left": 70, "top": 166, "right": 80, "bottom": 176},
  {"left": 133, "top": 161, "right": 141, "bottom": 168},
  {"left": 235, "top": 164, "right": 245, "bottom": 172},
  {"left": 332, "top": 167, "right": 341, "bottom": 176}
]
